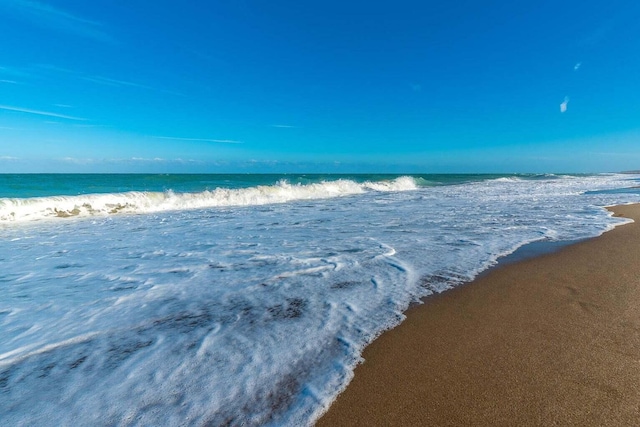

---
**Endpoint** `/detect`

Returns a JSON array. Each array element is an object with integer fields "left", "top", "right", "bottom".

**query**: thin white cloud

[
  {"left": 59, "top": 157, "right": 94, "bottom": 165},
  {"left": 53, "top": 103, "right": 73, "bottom": 108},
  {"left": 0, "top": 156, "right": 20, "bottom": 161},
  {"left": 560, "top": 97, "right": 569, "bottom": 113},
  {"left": 83, "top": 75, "right": 184, "bottom": 96},
  {"left": 130, "top": 157, "right": 165, "bottom": 162},
  {"left": 589, "top": 151, "right": 639, "bottom": 157},
  {"left": 0, "top": 65, "right": 33, "bottom": 78},
  {"left": 36, "top": 64, "right": 76, "bottom": 75},
  {"left": 0, "top": 79, "right": 19, "bottom": 84},
  {"left": 83, "top": 76, "right": 154, "bottom": 90},
  {"left": 580, "top": 21, "right": 612, "bottom": 47},
  {"left": 0, "top": 104, "right": 87, "bottom": 121},
  {"left": 1, "top": 0, "right": 113, "bottom": 42},
  {"left": 73, "top": 123, "right": 109, "bottom": 128},
  {"left": 33, "top": 66, "right": 182, "bottom": 96},
  {"left": 270, "top": 124, "right": 296, "bottom": 128},
  {"left": 574, "top": 62, "right": 582, "bottom": 71},
  {"left": 151, "top": 136, "right": 243, "bottom": 144},
  {"left": 55, "top": 157, "right": 203, "bottom": 168},
  {"left": 102, "top": 157, "right": 203, "bottom": 165}
]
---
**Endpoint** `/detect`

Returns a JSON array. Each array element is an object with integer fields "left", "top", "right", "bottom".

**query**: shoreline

[{"left": 317, "top": 204, "right": 640, "bottom": 426}]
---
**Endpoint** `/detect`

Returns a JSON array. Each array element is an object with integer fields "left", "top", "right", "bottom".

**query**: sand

[{"left": 317, "top": 204, "right": 640, "bottom": 426}]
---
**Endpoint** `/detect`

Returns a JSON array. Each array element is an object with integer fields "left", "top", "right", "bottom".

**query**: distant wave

[
  {"left": 490, "top": 174, "right": 579, "bottom": 183},
  {"left": 491, "top": 177, "right": 523, "bottom": 183},
  {"left": 0, "top": 177, "right": 418, "bottom": 223}
]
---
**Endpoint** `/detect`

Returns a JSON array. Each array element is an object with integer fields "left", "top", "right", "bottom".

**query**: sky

[{"left": 1, "top": 0, "right": 639, "bottom": 173}]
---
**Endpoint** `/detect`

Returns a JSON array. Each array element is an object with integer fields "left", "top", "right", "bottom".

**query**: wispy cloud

[
  {"left": 560, "top": 96, "right": 569, "bottom": 113},
  {"left": 36, "top": 64, "right": 75, "bottom": 75},
  {"left": 0, "top": 156, "right": 20, "bottom": 161},
  {"left": 126, "top": 157, "right": 201, "bottom": 164},
  {"left": 0, "top": 65, "right": 33, "bottom": 79},
  {"left": 270, "top": 124, "right": 296, "bottom": 129},
  {"left": 579, "top": 21, "right": 613, "bottom": 47},
  {"left": 31, "top": 65, "right": 182, "bottom": 97},
  {"left": 0, "top": 79, "right": 19, "bottom": 84},
  {"left": 83, "top": 75, "right": 184, "bottom": 96},
  {"left": 82, "top": 76, "right": 154, "bottom": 90},
  {"left": 131, "top": 157, "right": 165, "bottom": 162},
  {"left": 73, "top": 123, "right": 109, "bottom": 128},
  {"left": 53, "top": 103, "right": 73, "bottom": 108},
  {"left": 58, "top": 157, "right": 202, "bottom": 165},
  {"left": 151, "top": 136, "right": 243, "bottom": 144},
  {"left": 59, "top": 157, "right": 94, "bottom": 165},
  {"left": 574, "top": 62, "right": 582, "bottom": 71},
  {"left": 0, "top": 104, "right": 87, "bottom": 121},
  {"left": 1, "top": 0, "right": 113, "bottom": 42},
  {"left": 588, "top": 151, "right": 639, "bottom": 157}
]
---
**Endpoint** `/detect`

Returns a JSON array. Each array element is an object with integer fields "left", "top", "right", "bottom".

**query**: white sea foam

[
  {"left": 0, "top": 174, "right": 638, "bottom": 426},
  {"left": 0, "top": 177, "right": 418, "bottom": 223}
]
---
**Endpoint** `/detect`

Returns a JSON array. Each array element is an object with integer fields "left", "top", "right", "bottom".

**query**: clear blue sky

[{"left": 1, "top": 0, "right": 639, "bottom": 173}]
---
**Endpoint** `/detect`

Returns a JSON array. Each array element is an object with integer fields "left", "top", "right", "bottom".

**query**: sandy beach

[{"left": 318, "top": 204, "right": 640, "bottom": 426}]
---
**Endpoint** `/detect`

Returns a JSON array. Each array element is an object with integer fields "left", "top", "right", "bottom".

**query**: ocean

[{"left": 1, "top": 173, "right": 640, "bottom": 426}]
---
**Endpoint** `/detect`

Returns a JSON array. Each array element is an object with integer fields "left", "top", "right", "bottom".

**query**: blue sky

[{"left": 1, "top": 0, "right": 639, "bottom": 173}]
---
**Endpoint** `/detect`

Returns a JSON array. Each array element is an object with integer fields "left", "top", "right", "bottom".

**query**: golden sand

[{"left": 318, "top": 204, "right": 640, "bottom": 426}]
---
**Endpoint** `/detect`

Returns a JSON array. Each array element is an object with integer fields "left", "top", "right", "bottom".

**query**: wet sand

[{"left": 317, "top": 204, "right": 640, "bottom": 426}]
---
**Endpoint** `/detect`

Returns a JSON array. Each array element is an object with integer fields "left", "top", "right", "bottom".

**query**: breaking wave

[{"left": 0, "top": 177, "right": 418, "bottom": 223}]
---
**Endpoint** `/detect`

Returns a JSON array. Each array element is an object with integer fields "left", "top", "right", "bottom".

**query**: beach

[
  {"left": 1, "top": 174, "right": 639, "bottom": 425},
  {"left": 318, "top": 203, "right": 640, "bottom": 426}
]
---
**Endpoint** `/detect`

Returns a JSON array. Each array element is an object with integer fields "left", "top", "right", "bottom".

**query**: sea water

[{"left": 1, "top": 173, "right": 639, "bottom": 426}]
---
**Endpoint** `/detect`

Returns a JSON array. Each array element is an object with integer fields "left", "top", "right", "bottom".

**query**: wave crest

[{"left": 0, "top": 177, "right": 418, "bottom": 223}]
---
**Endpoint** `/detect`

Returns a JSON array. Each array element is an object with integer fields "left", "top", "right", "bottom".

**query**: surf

[{"left": 0, "top": 177, "right": 419, "bottom": 223}]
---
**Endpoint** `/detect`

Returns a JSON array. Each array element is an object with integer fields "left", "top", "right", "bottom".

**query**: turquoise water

[{"left": 0, "top": 173, "right": 594, "bottom": 198}]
